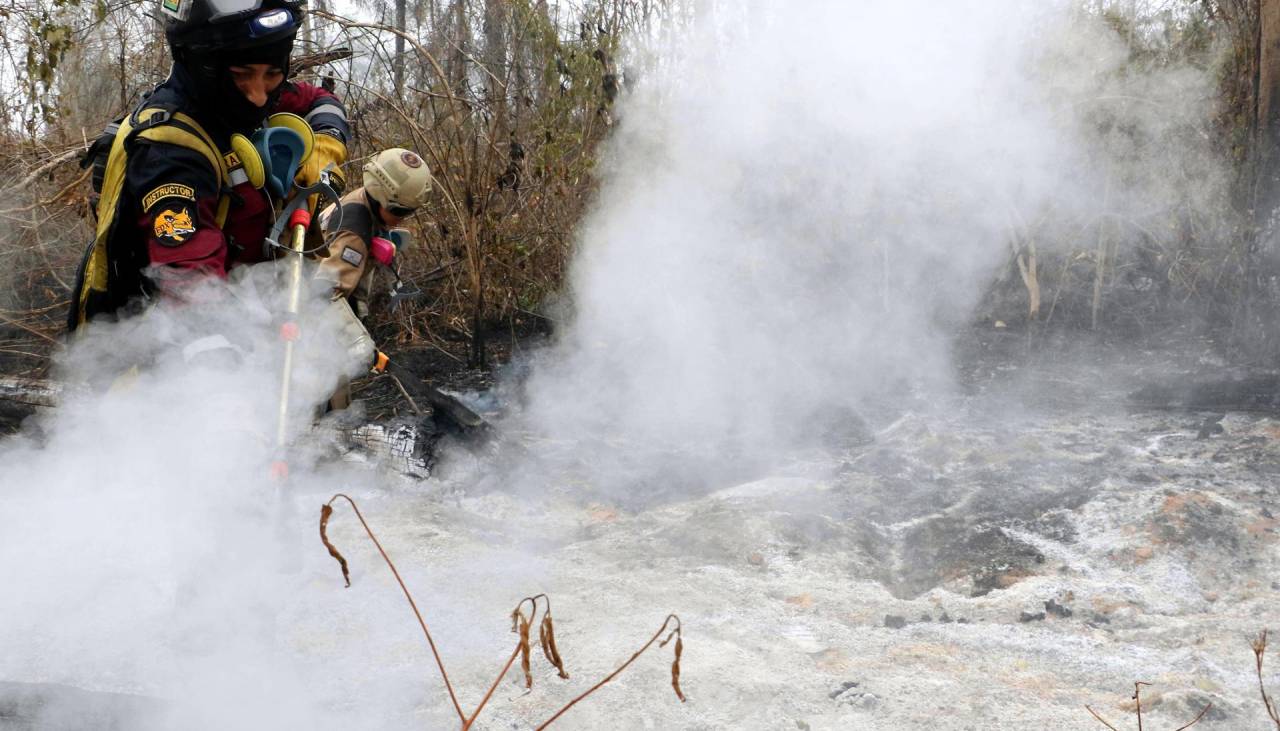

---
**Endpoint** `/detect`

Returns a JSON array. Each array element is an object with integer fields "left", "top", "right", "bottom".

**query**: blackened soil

[
  {"left": 354, "top": 322, "right": 551, "bottom": 422},
  {"left": 0, "top": 329, "right": 53, "bottom": 435}
]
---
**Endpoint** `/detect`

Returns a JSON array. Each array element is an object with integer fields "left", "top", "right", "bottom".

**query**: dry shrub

[
  {"left": 0, "top": 0, "right": 665, "bottom": 375},
  {"left": 321, "top": 493, "right": 685, "bottom": 729},
  {"left": 1086, "top": 681, "right": 1211, "bottom": 730}
]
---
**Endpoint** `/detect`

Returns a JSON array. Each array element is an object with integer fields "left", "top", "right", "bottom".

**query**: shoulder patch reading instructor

[
  {"left": 154, "top": 206, "right": 196, "bottom": 246},
  {"left": 142, "top": 183, "right": 196, "bottom": 212}
]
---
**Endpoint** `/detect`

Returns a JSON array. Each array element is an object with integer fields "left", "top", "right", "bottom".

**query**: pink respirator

[{"left": 370, "top": 236, "right": 397, "bottom": 266}]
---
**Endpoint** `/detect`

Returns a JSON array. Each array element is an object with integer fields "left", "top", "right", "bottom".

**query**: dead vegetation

[
  {"left": 320, "top": 492, "right": 685, "bottom": 729},
  {"left": 1253, "top": 629, "right": 1280, "bottom": 728},
  {"left": 0, "top": 0, "right": 664, "bottom": 376},
  {"left": 1086, "top": 681, "right": 1211, "bottom": 730},
  {"left": 1, "top": 1, "right": 1275, "bottom": 380},
  {"left": 981, "top": 1, "right": 1262, "bottom": 344},
  {"left": 1083, "top": 628, "right": 1280, "bottom": 729}
]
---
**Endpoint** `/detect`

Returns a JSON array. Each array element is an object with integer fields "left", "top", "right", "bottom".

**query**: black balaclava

[
  {"left": 166, "top": 2, "right": 299, "bottom": 136},
  {"left": 208, "top": 35, "right": 293, "bottom": 134}
]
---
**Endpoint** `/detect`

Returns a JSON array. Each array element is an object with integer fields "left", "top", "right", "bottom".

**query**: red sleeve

[
  {"left": 127, "top": 142, "right": 229, "bottom": 298},
  {"left": 275, "top": 81, "right": 324, "bottom": 114},
  {"left": 142, "top": 195, "right": 227, "bottom": 276},
  {"left": 275, "top": 81, "right": 350, "bottom": 143}
]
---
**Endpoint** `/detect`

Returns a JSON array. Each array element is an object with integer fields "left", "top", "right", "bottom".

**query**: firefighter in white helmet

[{"left": 315, "top": 147, "right": 434, "bottom": 309}]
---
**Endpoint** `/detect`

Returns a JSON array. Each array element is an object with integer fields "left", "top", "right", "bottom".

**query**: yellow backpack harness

[
  {"left": 69, "top": 103, "right": 316, "bottom": 331},
  {"left": 69, "top": 104, "right": 237, "bottom": 331}
]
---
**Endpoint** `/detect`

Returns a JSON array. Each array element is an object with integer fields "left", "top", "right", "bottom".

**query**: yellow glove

[{"left": 295, "top": 132, "right": 348, "bottom": 212}]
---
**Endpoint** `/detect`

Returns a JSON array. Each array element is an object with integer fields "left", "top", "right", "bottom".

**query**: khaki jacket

[{"left": 316, "top": 187, "right": 382, "bottom": 306}]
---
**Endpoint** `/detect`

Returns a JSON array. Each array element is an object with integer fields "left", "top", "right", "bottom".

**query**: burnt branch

[
  {"left": 1086, "top": 681, "right": 1211, "bottom": 731},
  {"left": 322, "top": 494, "right": 466, "bottom": 724},
  {"left": 290, "top": 46, "right": 353, "bottom": 77},
  {"left": 536, "top": 614, "right": 685, "bottom": 730},
  {"left": 1254, "top": 630, "right": 1280, "bottom": 728}
]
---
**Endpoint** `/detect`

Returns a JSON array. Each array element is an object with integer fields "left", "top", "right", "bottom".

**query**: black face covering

[
  {"left": 216, "top": 35, "right": 293, "bottom": 133},
  {"left": 177, "top": 34, "right": 294, "bottom": 136},
  {"left": 212, "top": 67, "right": 284, "bottom": 134}
]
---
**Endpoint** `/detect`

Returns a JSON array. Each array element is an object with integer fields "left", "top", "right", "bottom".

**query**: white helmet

[{"left": 363, "top": 148, "right": 433, "bottom": 213}]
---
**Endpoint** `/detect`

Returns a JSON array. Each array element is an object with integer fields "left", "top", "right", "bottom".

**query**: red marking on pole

[
  {"left": 288, "top": 208, "right": 312, "bottom": 229},
  {"left": 281, "top": 321, "right": 300, "bottom": 341},
  {"left": 270, "top": 460, "right": 289, "bottom": 481}
]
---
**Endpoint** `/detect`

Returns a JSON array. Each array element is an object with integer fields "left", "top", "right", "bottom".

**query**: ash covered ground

[
  {"left": 6, "top": 2, "right": 1280, "bottom": 726},
  {"left": 4, "top": 329, "right": 1280, "bottom": 730},
  {"left": 338, "top": 332, "right": 1278, "bottom": 730}
]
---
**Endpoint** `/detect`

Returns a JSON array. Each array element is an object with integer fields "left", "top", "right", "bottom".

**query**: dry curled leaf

[
  {"left": 518, "top": 612, "right": 534, "bottom": 689},
  {"left": 660, "top": 629, "right": 691, "bottom": 701},
  {"left": 319, "top": 503, "right": 350, "bottom": 587},
  {"left": 658, "top": 626, "right": 686, "bottom": 703},
  {"left": 539, "top": 612, "right": 570, "bottom": 679},
  {"left": 671, "top": 635, "right": 685, "bottom": 702}
]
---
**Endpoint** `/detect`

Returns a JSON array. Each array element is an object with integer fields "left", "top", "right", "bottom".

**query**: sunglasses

[{"left": 387, "top": 205, "right": 417, "bottom": 218}]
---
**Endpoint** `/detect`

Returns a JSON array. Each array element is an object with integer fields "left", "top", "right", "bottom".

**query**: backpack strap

[
  {"left": 72, "top": 103, "right": 234, "bottom": 331},
  {"left": 130, "top": 107, "right": 232, "bottom": 227}
]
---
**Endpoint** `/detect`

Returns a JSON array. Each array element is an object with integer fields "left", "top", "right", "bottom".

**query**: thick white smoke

[
  {"left": 0, "top": 264, "right": 432, "bottom": 728},
  {"left": 0, "top": 1, "right": 1231, "bottom": 727},
  {"left": 516, "top": 1, "right": 1222, "bottom": 470}
]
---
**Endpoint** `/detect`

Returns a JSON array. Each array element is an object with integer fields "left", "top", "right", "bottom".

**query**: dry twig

[
  {"left": 535, "top": 614, "right": 685, "bottom": 730},
  {"left": 385, "top": 372, "right": 423, "bottom": 416},
  {"left": 1086, "top": 680, "right": 1211, "bottom": 731},
  {"left": 322, "top": 494, "right": 466, "bottom": 723},
  {"left": 1171, "top": 703, "right": 1213, "bottom": 731},
  {"left": 320, "top": 494, "right": 686, "bottom": 730},
  {"left": 1086, "top": 704, "right": 1120, "bottom": 731},
  {"left": 1254, "top": 630, "right": 1280, "bottom": 728},
  {"left": 13, "top": 147, "right": 82, "bottom": 191},
  {"left": 1136, "top": 681, "right": 1151, "bottom": 731},
  {"left": 290, "top": 46, "right": 352, "bottom": 76}
]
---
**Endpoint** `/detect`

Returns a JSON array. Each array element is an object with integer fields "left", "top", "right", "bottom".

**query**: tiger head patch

[{"left": 153, "top": 206, "right": 196, "bottom": 246}]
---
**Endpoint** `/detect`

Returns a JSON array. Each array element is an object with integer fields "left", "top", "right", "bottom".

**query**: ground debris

[
  {"left": 1045, "top": 598, "right": 1073, "bottom": 618},
  {"left": 320, "top": 495, "right": 685, "bottom": 729},
  {"left": 828, "top": 680, "right": 860, "bottom": 699},
  {"left": 318, "top": 503, "right": 350, "bottom": 588}
]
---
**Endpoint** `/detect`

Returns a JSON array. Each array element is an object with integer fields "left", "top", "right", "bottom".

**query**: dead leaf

[
  {"left": 319, "top": 504, "right": 350, "bottom": 587},
  {"left": 539, "top": 612, "right": 569, "bottom": 679},
  {"left": 658, "top": 623, "right": 686, "bottom": 702},
  {"left": 518, "top": 611, "right": 533, "bottom": 689},
  {"left": 671, "top": 636, "right": 685, "bottom": 702}
]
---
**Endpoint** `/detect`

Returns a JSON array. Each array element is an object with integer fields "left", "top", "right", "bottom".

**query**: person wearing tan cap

[
  {"left": 315, "top": 147, "right": 433, "bottom": 409},
  {"left": 315, "top": 147, "right": 433, "bottom": 311}
]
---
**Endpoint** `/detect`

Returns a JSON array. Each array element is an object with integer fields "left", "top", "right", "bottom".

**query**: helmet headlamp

[
  {"left": 163, "top": 0, "right": 301, "bottom": 23},
  {"left": 250, "top": 8, "right": 294, "bottom": 35}
]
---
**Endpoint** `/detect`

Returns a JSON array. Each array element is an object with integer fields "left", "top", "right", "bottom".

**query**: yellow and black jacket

[{"left": 68, "top": 71, "right": 349, "bottom": 332}]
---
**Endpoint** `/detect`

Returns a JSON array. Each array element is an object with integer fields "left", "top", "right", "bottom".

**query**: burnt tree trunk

[
  {"left": 1259, "top": 0, "right": 1280, "bottom": 214},
  {"left": 394, "top": 0, "right": 406, "bottom": 95},
  {"left": 1239, "top": 0, "right": 1280, "bottom": 357}
]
